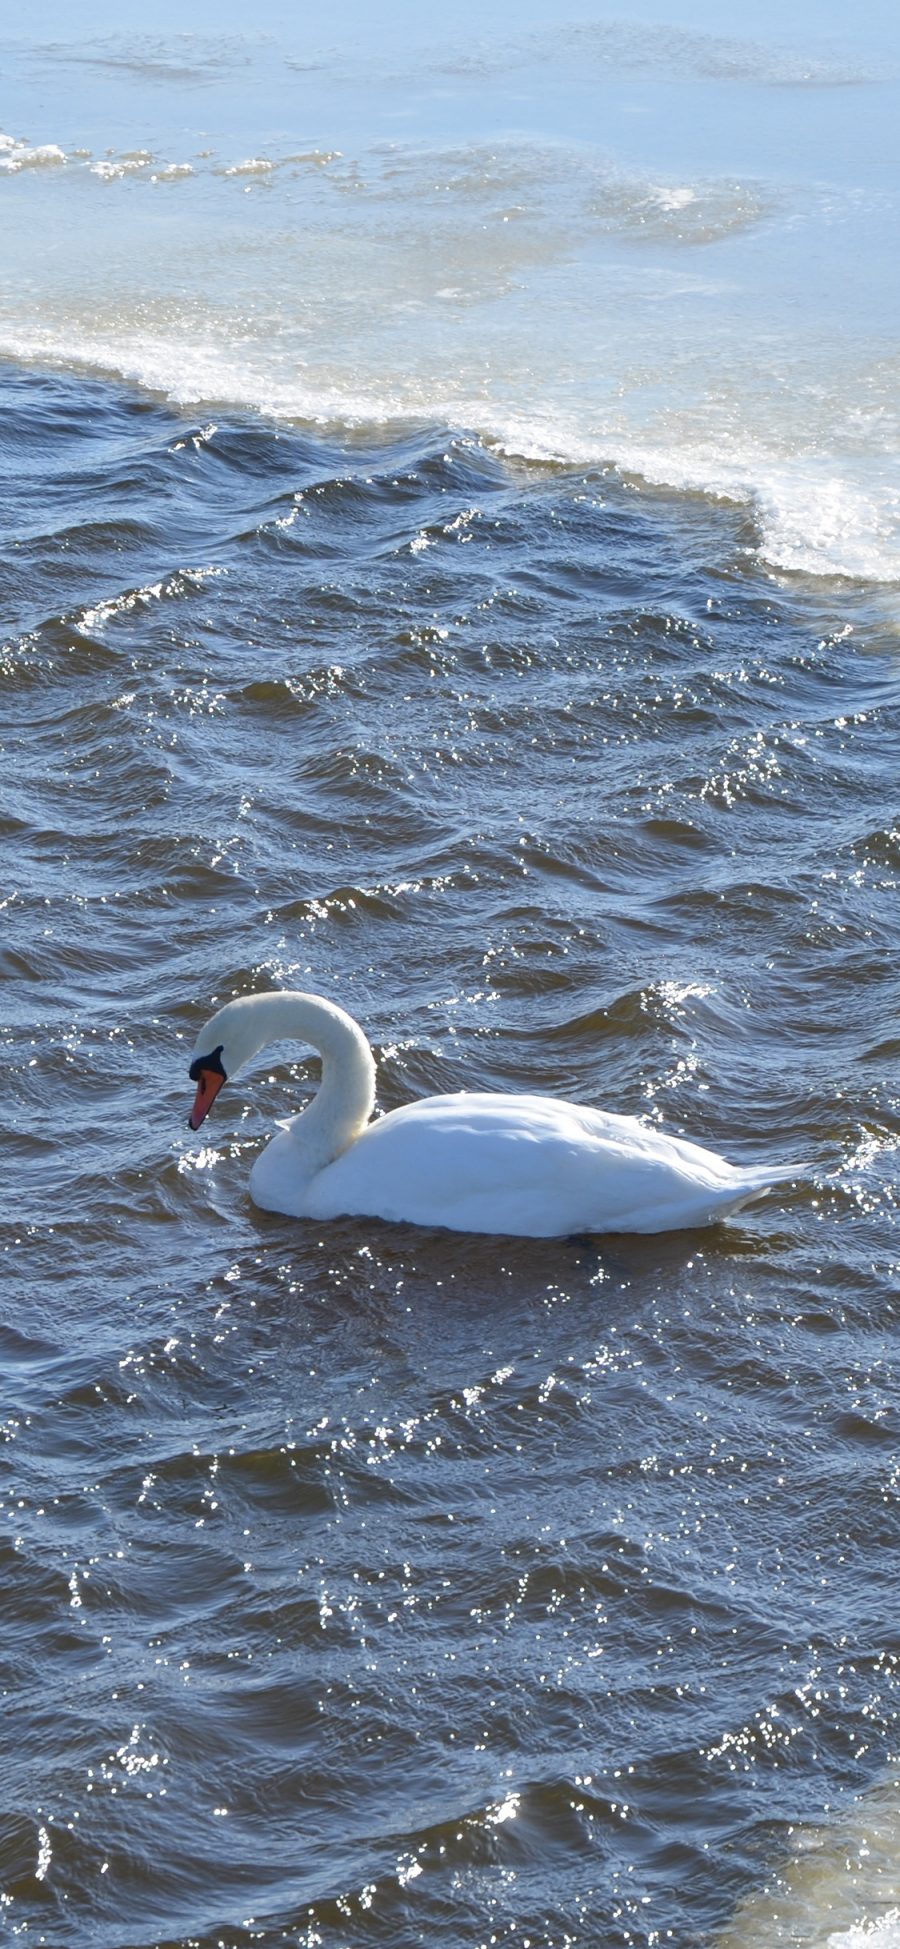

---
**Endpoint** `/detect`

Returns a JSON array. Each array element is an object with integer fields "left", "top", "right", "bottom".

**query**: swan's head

[
  {"left": 186, "top": 988, "right": 376, "bottom": 1141},
  {"left": 187, "top": 995, "right": 258, "bottom": 1132},
  {"left": 188, "top": 1043, "right": 227, "bottom": 1132}
]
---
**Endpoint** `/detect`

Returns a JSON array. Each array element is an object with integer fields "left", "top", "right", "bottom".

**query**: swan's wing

[{"left": 299, "top": 1093, "right": 770, "bottom": 1235}]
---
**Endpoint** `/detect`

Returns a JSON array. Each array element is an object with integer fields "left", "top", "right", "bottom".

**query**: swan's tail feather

[
  {"left": 719, "top": 1160, "right": 811, "bottom": 1217},
  {"left": 610, "top": 1160, "right": 811, "bottom": 1235}
]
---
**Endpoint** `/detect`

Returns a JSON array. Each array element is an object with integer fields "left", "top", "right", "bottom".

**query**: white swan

[{"left": 187, "top": 989, "right": 802, "bottom": 1237}]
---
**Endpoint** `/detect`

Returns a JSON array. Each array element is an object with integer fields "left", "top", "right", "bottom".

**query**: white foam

[
  {"left": 223, "top": 157, "right": 275, "bottom": 177},
  {"left": 90, "top": 151, "right": 153, "bottom": 178},
  {"left": 482, "top": 415, "right": 900, "bottom": 585},
  {"left": 0, "top": 131, "right": 66, "bottom": 172},
  {"left": 716, "top": 1777, "right": 900, "bottom": 1949},
  {"left": 829, "top": 1915, "right": 900, "bottom": 1949}
]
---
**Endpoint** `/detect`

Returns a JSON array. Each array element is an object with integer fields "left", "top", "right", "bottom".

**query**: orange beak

[{"left": 188, "top": 1066, "right": 226, "bottom": 1132}]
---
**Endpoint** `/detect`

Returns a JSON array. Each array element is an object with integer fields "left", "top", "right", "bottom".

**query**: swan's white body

[{"left": 187, "top": 990, "right": 800, "bottom": 1237}]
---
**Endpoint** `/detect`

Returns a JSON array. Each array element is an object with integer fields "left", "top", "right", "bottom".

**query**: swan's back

[{"left": 252, "top": 1090, "right": 782, "bottom": 1236}]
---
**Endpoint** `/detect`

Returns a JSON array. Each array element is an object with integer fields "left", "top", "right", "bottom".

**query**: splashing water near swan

[{"left": 186, "top": 989, "right": 805, "bottom": 1236}]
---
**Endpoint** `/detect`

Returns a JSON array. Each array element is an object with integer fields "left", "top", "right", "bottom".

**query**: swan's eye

[{"left": 189, "top": 1045, "right": 227, "bottom": 1084}]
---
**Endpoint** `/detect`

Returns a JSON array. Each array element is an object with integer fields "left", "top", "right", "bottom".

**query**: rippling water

[
  {"left": 4, "top": 0, "right": 900, "bottom": 1940},
  {"left": 2, "top": 357, "right": 899, "bottom": 1946}
]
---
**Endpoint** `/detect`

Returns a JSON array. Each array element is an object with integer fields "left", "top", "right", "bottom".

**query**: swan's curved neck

[{"left": 196, "top": 990, "right": 376, "bottom": 1167}]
